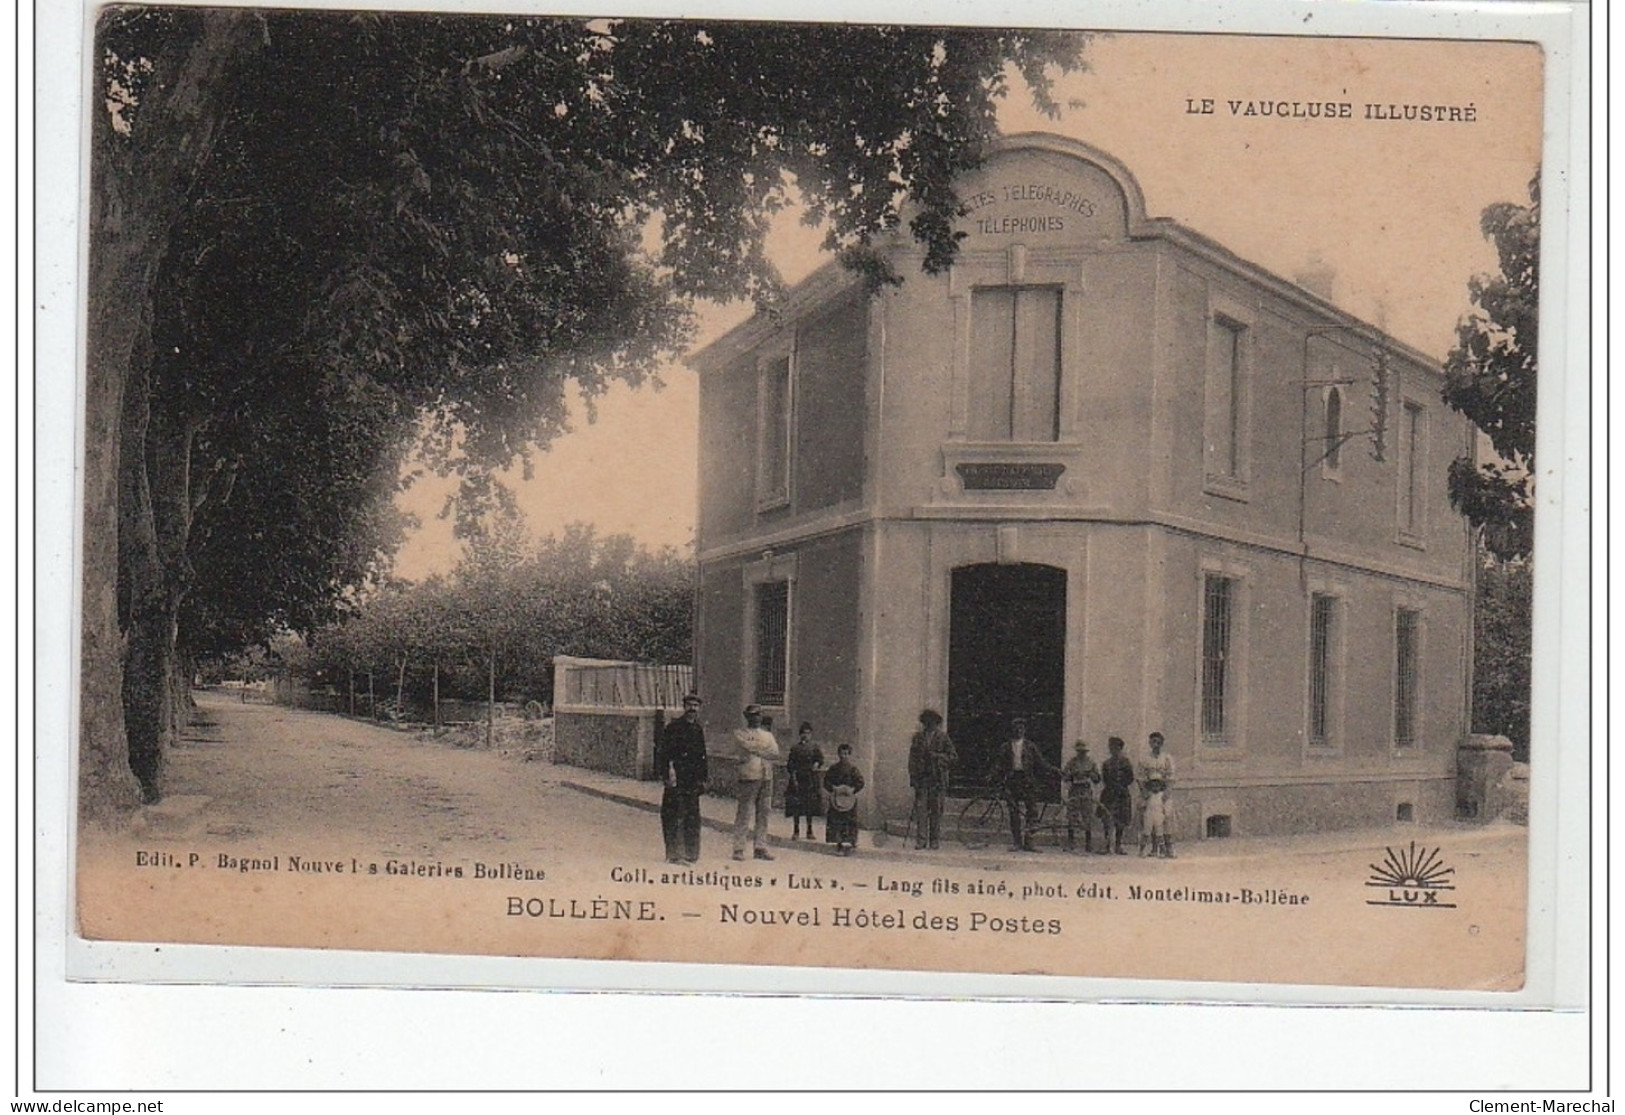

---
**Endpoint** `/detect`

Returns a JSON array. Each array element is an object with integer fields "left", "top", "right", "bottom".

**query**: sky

[{"left": 390, "top": 30, "right": 1545, "bottom": 581}]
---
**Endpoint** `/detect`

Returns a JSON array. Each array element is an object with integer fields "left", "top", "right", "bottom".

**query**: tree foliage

[
  {"left": 1442, "top": 172, "right": 1539, "bottom": 561},
  {"left": 303, "top": 521, "right": 695, "bottom": 713}
]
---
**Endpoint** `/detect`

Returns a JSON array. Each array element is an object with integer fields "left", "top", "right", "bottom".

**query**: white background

[{"left": 22, "top": 0, "right": 1602, "bottom": 1103}]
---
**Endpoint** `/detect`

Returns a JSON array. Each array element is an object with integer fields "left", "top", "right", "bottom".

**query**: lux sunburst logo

[{"left": 1364, "top": 842, "right": 1457, "bottom": 908}]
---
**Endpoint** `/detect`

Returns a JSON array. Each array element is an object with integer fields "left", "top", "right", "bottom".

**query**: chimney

[{"left": 1294, "top": 254, "right": 1337, "bottom": 303}]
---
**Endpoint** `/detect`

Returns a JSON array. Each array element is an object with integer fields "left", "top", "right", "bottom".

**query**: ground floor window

[
  {"left": 754, "top": 580, "right": 790, "bottom": 706},
  {"left": 1394, "top": 607, "right": 1421, "bottom": 747},
  {"left": 1200, "top": 573, "right": 1235, "bottom": 743},
  {"left": 1308, "top": 592, "right": 1337, "bottom": 747}
]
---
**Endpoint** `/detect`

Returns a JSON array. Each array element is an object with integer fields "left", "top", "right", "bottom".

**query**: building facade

[{"left": 688, "top": 134, "right": 1474, "bottom": 839}]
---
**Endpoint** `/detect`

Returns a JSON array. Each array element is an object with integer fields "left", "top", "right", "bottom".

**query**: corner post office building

[{"left": 688, "top": 134, "right": 1474, "bottom": 839}]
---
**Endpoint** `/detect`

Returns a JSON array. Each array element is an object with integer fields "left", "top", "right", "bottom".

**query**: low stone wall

[
  {"left": 553, "top": 710, "right": 659, "bottom": 780},
  {"left": 1196, "top": 778, "right": 1457, "bottom": 840},
  {"left": 1059, "top": 777, "right": 1456, "bottom": 843}
]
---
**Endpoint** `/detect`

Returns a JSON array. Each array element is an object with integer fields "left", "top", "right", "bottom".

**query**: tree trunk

[
  {"left": 173, "top": 652, "right": 196, "bottom": 718},
  {"left": 119, "top": 602, "right": 172, "bottom": 800},
  {"left": 432, "top": 662, "right": 440, "bottom": 732},
  {"left": 486, "top": 646, "right": 496, "bottom": 749},
  {"left": 122, "top": 359, "right": 209, "bottom": 799},
  {"left": 79, "top": 10, "right": 260, "bottom": 825},
  {"left": 120, "top": 359, "right": 184, "bottom": 797},
  {"left": 395, "top": 654, "right": 408, "bottom": 719},
  {"left": 348, "top": 670, "right": 356, "bottom": 717},
  {"left": 367, "top": 670, "right": 375, "bottom": 719}
]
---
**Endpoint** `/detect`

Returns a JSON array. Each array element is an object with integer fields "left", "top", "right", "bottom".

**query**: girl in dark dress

[
  {"left": 822, "top": 744, "right": 865, "bottom": 855},
  {"left": 784, "top": 721, "right": 825, "bottom": 840}
]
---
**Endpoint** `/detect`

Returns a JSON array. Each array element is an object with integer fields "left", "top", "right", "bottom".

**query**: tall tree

[
  {"left": 83, "top": 8, "right": 264, "bottom": 818},
  {"left": 1442, "top": 172, "right": 1539, "bottom": 561},
  {"left": 84, "top": 10, "right": 1086, "bottom": 817},
  {"left": 1471, "top": 557, "right": 1533, "bottom": 761}
]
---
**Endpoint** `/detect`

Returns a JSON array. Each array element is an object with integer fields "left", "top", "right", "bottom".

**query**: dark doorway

[{"left": 947, "top": 562, "right": 1067, "bottom": 791}]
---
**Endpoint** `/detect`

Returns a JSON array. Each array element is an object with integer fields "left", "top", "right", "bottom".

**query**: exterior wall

[
  {"left": 1155, "top": 245, "right": 1474, "bottom": 592},
  {"left": 857, "top": 519, "right": 1467, "bottom": 835},
  {"left": 861, "top": 520, "right": 1163, "bottom": 823},
  {"left": 696, "top": 352, "right": 759, "bottom": 545},
  {"left": 694, "top": 528, "right": 864, "bottom": 798},
  {"left": 696, "top": 286, "right": 870, "bottom": 550},
  {"left": 692, "top": 134, "right": 1476, "bottom": 840},
  {"left": 1150, "top": 532, "right": 1468, "bottom": 837},
  {"left": 794, "top": 291, "right": 869, "bottom": 512},
  {"left": 872, "top": 145, "right": 1162, "bottom": 522},
  {"left": 1177, "top": 777, "right": 1456, "bottom": 841}
]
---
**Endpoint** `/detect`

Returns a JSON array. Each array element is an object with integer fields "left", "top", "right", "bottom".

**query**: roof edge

[
  {"left": 683, "top": 132, "right": 1441, "bottom": 375},
  {"left": 684, "top": 259, "right": 862, "bottom": 375}
]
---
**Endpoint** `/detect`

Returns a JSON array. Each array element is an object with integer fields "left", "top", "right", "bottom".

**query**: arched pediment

[{"left": 953, "top": 133, "right": 1150, "bottom": 249}]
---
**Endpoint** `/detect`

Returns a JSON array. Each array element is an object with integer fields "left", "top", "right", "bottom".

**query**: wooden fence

[{"left": 554, "top": 657, "right": 693, "bottom": 710}]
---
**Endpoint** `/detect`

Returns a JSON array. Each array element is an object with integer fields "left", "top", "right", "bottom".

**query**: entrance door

[{"left": 947, "top": 563, "right": 1067, "bottom": 790}]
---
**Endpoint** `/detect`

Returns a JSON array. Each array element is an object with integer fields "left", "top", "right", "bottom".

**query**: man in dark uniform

[
  {"left": 997, "top": 717, "right": 1054, "bottom": 852},
  {"left": 1098, "top": 736, "right": 1136, "bottom": 855},
  {"left": 655, "top": 693, "right": 709, "bottom": 864}
]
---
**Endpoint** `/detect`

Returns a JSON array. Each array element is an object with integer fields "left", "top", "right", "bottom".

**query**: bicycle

[
  {"left": 955, "top": 784, "right": 1071, "bottom": 850},
  {"left": 954, "top": 786, "right": 1009, "bottom": 849}
]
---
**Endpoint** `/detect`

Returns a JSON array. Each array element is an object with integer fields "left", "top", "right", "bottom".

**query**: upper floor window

[
  {"left": 968, "top": 286, "right": 1062, "bottom": 442},
  {"left": 756, "top": 352, "right": 792, "bottom": 509},
  {"left": 1323, "top": 387, "right": 1344, "bottom": 474},
  {"left": 1204, "top": 311, "right": 1251, "bottom": 494},
  {"left": 1398, "top": 400, "right": 1426, "bottom": 540}
]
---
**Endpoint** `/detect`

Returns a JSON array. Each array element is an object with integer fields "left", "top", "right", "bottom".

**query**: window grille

[
  {"left": 1308, "top": 593, "right": 1335, "bottom": 746},
  {"left": 1201, "top": 574, "right": 1234, "bottom": 742},
  {"left": 1394, "top": 608, "right": 1420, "bottom": 747},
  {"left": 754, "top": 580, "right": 790, "bottom": 706}
]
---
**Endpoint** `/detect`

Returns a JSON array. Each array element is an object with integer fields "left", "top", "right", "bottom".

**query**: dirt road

[
  {"left": 77, "top": 690, "right": 1528, "bottom": 990},
  {"left": 152, "top": 690, "right": 624, "bottom": 865}
]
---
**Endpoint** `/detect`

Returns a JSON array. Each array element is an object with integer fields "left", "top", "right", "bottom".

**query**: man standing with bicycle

[{"left": 997, "top": 717, "right": 1053, "bottom": 852}]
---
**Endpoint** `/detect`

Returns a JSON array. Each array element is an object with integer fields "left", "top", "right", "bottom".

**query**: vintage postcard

[{"left": 67, "top": 4, "right": 1563, "bottom": 1003}]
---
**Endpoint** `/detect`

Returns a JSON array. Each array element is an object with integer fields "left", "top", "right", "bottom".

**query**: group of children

[
  {"left": 1059, "top": 733, "right": 1178, "bottom": 859},
  {"left": 664, "top": 698, "right": 1176, "bottom": 863},
  {"left": 785, "top": 721, "right": 1178, "bottom": 860},
  {"left": 780, "top": 720, "right": 864, "bottom": 856}
]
